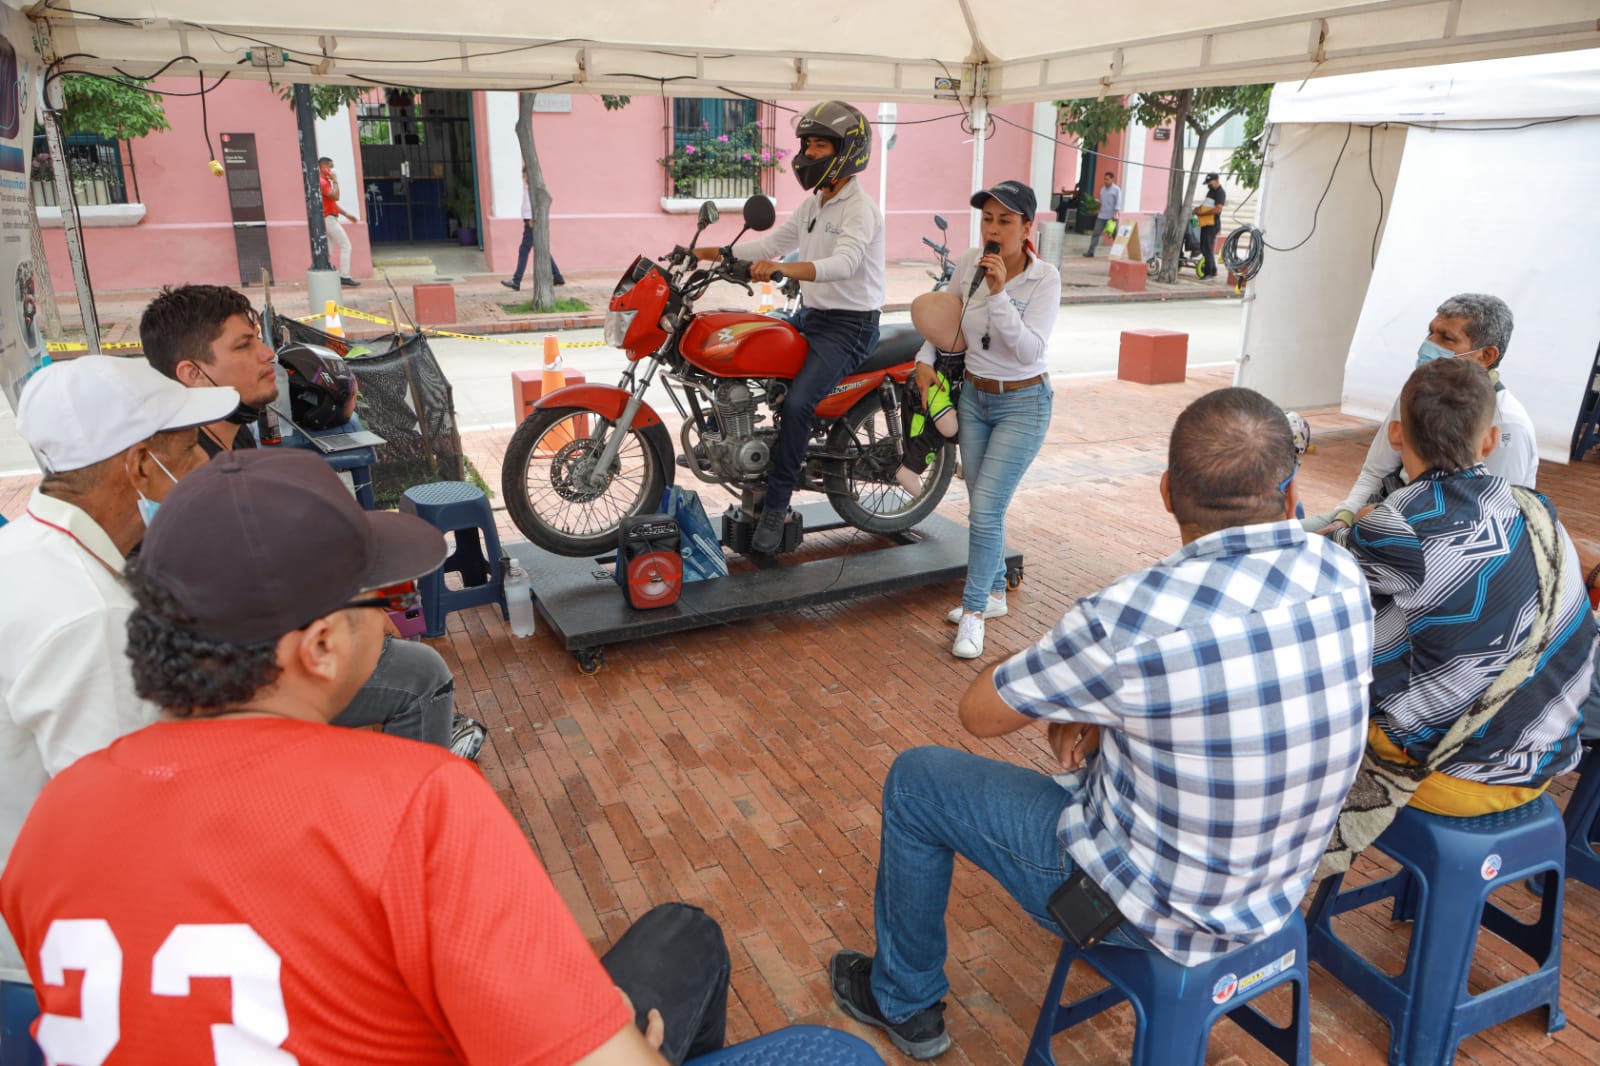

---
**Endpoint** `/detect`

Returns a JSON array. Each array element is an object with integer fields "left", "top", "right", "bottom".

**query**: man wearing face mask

[
  {"left": 0, "top": 355, "right": 236, "bottom": 983},
  {"left": 1304, "top": 292, "right": 1538, "bottom": 533},
  {"left": 140, "top": 284, "right": 488, "bottom": 759}
]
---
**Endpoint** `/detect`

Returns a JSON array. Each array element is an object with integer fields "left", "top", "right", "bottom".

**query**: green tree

[
  {"left": 1056, "top": 84, "right": 1269, "bottom": 283},
  {"left": 276, "top": 84, "right": 391, "bottom": 120},
  {"left": 57, "top": 74, "right": 169, "bottom": 139}
]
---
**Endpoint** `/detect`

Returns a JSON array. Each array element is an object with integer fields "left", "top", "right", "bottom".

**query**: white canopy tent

[
  {"left": 33, "top": 1, "right": 1600, "bottom": 104},
  {"left": 1235, "top": 48, "right": 1600, "bottom": 464}
]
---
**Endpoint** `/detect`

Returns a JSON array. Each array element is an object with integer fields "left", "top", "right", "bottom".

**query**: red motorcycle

[{"left": 501, "top": 197, "right": 955, "bottom": 557}]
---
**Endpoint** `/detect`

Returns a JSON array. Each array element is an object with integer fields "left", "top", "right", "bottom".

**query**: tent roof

[
  {"left": 1269, "top": 46, "right": 1600, "bottom": 122},
  {"left": 32, "top": 0, "right": 1600, "bottom": 104}
]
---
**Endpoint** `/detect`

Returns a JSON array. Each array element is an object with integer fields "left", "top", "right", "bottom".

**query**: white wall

[
  {"left": 486, "top": 91, "right": 524, "bottom": 219},
  {"left": 313, "top": 108, "right": 360, "bottom": 220}
]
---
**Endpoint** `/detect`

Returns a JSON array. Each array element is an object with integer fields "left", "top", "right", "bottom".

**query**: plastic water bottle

[{"left": 504, "top": 563, "right": 535, "bottom": 637}]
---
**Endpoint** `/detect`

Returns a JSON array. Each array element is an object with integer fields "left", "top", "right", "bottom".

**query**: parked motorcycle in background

[
  {"left": 924, "top": 214, "right": 954, "bottom": 291},
  {"left": 501, "top": 196, "right": 955, "bottom": 558}
]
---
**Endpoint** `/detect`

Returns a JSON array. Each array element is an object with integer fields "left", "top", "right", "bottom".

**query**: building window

[
  {"left": 31, "top": 133, "right": 134, "bottom": 206},
  {"left": 660, "top": 98, "right": 784, "bottom": 200}
]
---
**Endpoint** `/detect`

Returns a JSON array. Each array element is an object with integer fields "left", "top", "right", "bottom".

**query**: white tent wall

[
  {"left": 1341, "top": 119, "right": 1600, "bottom": 460},
  {"left": 1234, "top": 122, "right": 1406, "bottom": 408}
]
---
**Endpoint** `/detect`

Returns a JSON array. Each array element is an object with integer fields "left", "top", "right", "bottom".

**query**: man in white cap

[{"left": 0, "top": 355, "right": 237, "bottom": 982}]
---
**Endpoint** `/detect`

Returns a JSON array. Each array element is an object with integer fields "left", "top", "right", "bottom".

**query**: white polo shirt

[
  {"left": 0, "top": 489, "right": 156, "bottom": 980},
  {"left": 733, "top": 178, "right": 886, "bottom": 313}
]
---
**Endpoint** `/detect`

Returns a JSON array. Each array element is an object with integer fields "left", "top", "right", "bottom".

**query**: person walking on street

[
  {"left": 503, "top": 167, "right": 566, "bottom": 291},
  {"left": 1083, "top": 171, "right": 1121, "bottom": 258},
  {"left": 318, "top": 157, "right": 360, "bottom": 288},
  {"left": 1195, "top": 172, "right": 1226, "bottom": 279}
]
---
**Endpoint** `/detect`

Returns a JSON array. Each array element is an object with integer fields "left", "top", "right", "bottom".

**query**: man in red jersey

[{"left": 1, "top": 450, "right": 726, "bottom": 1064}]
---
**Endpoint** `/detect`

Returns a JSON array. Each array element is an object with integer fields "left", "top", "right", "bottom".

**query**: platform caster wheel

[
  {"left": 1005, "top": 564, "right": 1024, "bottom": 591},
  {"left": 575, "top": 649, "right": 604, "bottom": 675}
]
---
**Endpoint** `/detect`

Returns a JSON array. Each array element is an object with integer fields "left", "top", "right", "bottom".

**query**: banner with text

[{"left": 0, "top": 1, "right": 39, "bottom": 415}]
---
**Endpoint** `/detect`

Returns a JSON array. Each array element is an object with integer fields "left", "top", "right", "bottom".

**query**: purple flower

[
  {"left": 717, "top": 134, "right": 729, "bottom": 143},
  {"left": 741, "top": 153, "right": 752, "bottom": 161},
  {"left": 684, "top": 145, "right": 696, "bottom": 154},
  {"left": 760, "top": 151, "right": 771, "bottom": 162}
]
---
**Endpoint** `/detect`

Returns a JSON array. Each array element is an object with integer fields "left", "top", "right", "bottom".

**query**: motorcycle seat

[{"left": 857, "top": 323, "right": 924, "bottom": 375}]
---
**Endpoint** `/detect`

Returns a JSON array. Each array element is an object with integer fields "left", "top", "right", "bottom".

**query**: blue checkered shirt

[{"left": 995, "top": 521, "right": 1374, "bottom": 965}]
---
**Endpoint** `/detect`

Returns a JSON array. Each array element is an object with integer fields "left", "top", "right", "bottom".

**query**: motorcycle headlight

[{"left": 604, "top": 309, "right": 636, "bottom": 349}]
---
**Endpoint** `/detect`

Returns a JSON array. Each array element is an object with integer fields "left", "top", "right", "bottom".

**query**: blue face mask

[
  {"left": 135, "top": 452, "right": 179, "bottom": 528},
  {"left": 1415, "top": 339, "right": 1454, "bottom": 367}
]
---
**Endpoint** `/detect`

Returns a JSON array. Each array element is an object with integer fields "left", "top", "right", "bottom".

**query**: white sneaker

[
  {"left": 952, "top": 613, "right": 985, "bottom": 659},
  {"left": 947, "top": 593, "right": 1007, "bottom": 624}
]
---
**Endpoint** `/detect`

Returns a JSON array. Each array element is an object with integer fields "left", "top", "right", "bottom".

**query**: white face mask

[{"left": 136, "top": 452, "right": 179, "bottom": 527}]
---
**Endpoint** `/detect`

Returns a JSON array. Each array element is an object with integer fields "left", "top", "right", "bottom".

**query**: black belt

[{"left": 808, "top": 308, "right": 880, "bottom": 322}]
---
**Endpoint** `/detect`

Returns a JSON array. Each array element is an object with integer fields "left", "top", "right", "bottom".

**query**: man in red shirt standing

[
  {"left": 319, "top": 156, "right": 360, "bottom": 288},
  {"left": 1, "top": 450, "right": 729, "bottom": 1064}
]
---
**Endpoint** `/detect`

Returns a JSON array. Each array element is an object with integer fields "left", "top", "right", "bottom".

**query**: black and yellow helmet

[{"left": 792, "top": 101, "right": 871, "bottom": 191}]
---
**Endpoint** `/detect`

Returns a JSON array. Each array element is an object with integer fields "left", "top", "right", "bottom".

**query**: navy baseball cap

[{"left": 970, "top": 181, "right": 1037, "bottom": 221}]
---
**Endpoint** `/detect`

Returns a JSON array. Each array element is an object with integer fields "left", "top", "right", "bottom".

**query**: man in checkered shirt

[{"left": 830, "top": 388, "right": 1375, "bottom": 1060}]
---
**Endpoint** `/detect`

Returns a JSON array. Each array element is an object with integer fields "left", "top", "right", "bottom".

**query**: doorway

[{"left": 357, "top": 89, "right": 478, "bottom": 248}]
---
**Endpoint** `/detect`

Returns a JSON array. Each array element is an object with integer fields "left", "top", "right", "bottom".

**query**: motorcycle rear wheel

[
  {"left": 824, "top": 396, "right": 955, "bottom": 533},
  {"left": 502, "top": 406, "right": 668, "bottom": 557}
]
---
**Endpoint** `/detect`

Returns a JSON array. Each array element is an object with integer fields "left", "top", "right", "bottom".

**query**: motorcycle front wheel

[
  {"left": 502, "top": 406, "right": 668, "bottom": 557},
  {"left": 824, "top": 395, "right": 955, "bottom": 533}
]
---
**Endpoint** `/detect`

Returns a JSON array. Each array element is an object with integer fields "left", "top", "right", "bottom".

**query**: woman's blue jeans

[
  {"left": 957, "top": 379, "right": 1052, "bottom": 612},
  {"left": 869, "top": 746, "right": 1151, "bottom": 1022}
]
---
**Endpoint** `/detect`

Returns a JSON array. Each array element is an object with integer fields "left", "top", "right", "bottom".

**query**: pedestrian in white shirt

[
  {"left": 0, "top": 356, "right": 235, "bottom": 980},
  {"left": 1304, "top": 292, "right": 1539, "bottom": 533},
  {"left": 911, "top": 181, "right": 1062, "bottom": 659},
  {"left": 698, "top": 100, "right": 887, "bottom": 554}
]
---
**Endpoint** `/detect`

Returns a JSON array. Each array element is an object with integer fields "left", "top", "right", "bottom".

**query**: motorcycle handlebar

[
  {"left": 921, "top": 236, "right": 948, "bottom": 255},
  {"left": 724, "top": 258, "right": 785, "bottom": 285}
]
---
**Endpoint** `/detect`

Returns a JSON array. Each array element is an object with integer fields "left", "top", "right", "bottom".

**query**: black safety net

[{"left": 270, "top": 314, "right": 464, "bottom": 508}]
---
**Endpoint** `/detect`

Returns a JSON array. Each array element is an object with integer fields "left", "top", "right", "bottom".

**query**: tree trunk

[
  {"left": 1153, "top": 90, "right": 1195, "bottom": 284},
  {"left": 514, "top": 94, "right": 555, "bottom": 310}
]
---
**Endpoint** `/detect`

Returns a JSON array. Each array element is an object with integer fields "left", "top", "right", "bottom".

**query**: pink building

[{"left": 37, "top": 81, "right": 1176, "bottom": 295}]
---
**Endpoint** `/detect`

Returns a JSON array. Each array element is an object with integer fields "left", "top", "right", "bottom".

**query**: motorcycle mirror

[
  {"left": 934, "top": 214, "right": 948, "bottom": 231},
  {"left": 698, "top": 201, "right": 720, "bottom": 227},
  {"left": 742, "top": 195, "right": 776, "bottom": 232}
]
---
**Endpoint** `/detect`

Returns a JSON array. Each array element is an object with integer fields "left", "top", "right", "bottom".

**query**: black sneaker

[
  {"left": 675, "top": 443, "right": 709, "bottom": 470},
  {"left": 829, "top": 951, "right": 950, "bottom": 1060},
  {"left": 449, "top": 713, "right": 487, "bottom": 760},
  {"left": 750, "top": 508, "right": 786, "bottom": 554},
  {"left": 340, "top": 276, "right": 360, "bottom": 288},
  {"left": 501, "top": 279, "right": 520, "bottom": 291}
]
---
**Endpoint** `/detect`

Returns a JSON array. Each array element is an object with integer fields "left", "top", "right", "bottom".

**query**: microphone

[{"left": 968, "top": 241, "right": 1001, "bottom": 298}]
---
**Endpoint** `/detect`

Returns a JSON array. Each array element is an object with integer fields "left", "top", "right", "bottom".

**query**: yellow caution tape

[{"left": 46, "top": 340, "right": 144, "bottom": 352}]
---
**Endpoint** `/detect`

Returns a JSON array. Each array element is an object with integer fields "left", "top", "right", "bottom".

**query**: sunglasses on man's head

[{"left": 346, "top": 580, "right": 420, "bottom": 612}]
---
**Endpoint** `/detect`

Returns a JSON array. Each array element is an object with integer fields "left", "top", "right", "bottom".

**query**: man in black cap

[
  {"left": 1, "top": 449, "right": 732, "bottom": 1064},
  {"left": 1195, "top": 173, "right": 1226, "bottom": 280}
]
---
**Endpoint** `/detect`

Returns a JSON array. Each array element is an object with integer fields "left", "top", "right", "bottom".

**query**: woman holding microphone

[{"left": 911, "top": 181, "right": 1060, "bottom": 659}]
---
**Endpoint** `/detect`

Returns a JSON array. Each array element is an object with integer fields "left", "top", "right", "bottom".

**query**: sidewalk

[{"left": 58, "top": 227, "right": 1234, "bottom": 350}]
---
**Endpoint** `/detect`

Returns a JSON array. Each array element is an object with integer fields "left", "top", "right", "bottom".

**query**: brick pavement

[{"left": 3, "top": 366, "right": 1598, "bottom": 1063}]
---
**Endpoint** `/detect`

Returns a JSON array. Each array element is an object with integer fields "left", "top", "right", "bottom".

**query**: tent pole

[
  {"left": 968, "top": 95, "right": 988, "bottom": 247},
  {"left": 39, "top": 104, "right": 100, "bottom": 352},
  {"left": 1233, "top": 123, "right": 1276, "bottom": 386}
]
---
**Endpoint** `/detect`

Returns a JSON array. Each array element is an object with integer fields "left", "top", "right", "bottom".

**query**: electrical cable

[{"left": 1366, "top": 124, "right": 1385, "bottom": 270}]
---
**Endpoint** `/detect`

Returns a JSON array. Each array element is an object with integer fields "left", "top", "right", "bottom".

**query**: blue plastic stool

[
  {"left": 1307, "top": 795, "right": 1567, "bottom": 1066},
  {"left": 686, "top": 1024, "right": 883, "bottom": 1064},
  {"left": 1562, "top": 743, "right": 1600, "bottom": 890},
  {"left": 1, "top": 980, "right": 42, "bottom": 1066},
  {"left": 399, "top": 481, "right": 507, "bottom": 638},
  {"left": 1025, "top": 912, "right": 1310, "bottom": 1066}
]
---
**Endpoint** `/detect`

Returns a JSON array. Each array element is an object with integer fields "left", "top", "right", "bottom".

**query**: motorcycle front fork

[{"left": 579, "top": 359, "right": 662, "bottom": 493}]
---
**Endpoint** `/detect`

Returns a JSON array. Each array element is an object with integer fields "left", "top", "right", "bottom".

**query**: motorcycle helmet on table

[
  {"left": 792, "top": 101, "right": 871, "bottom": 191},
  {"left": 278, "top": 342, "right": 357, "bottom": 430}
]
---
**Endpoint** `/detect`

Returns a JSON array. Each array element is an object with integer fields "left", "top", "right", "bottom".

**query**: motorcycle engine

[{"left": 704, "top": 381, "right": 771, "bottom": 477}]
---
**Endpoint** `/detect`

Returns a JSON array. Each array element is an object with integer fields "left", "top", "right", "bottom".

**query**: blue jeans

[
  {"left": 870, "top": 746, "right": 1152, "bottom": 1022},
  {"left": 766, "top": 307, "right": 879, "bottom": 512},
  {"left": 331, "top": 636, "right": 455, "bottom": 747},
  {"left": 957, "top": 379, "right": 1052, "bottom": 612},
  {"left": 511, "top": 219, "right": 564, "bottom": 286}
]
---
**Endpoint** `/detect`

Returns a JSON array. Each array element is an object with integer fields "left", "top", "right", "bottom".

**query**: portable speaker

[{"left": 615, "top": 514, "right": 683, "bottom": 609}]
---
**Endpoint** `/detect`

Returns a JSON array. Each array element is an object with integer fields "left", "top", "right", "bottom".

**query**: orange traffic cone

[
  {"left": 324, "top": 299, "right": 344, "bottom": 338},
  {"left": 539, "top": 335, "right": 574, "bottom": 452},
  {"left": 757, "top": 281, "right": 775, "bottom": 313}
]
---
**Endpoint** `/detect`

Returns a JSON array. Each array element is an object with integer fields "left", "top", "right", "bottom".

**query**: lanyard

[{"left": 26, "top": 507, "right": 123, "bottom": 578}]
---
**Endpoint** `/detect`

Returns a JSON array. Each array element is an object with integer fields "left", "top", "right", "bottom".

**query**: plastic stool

[
  {"left": 399, "top": 481, "right": 507, "bottom": 638},
  {"left": 1307, "top": 796, "right": 1567, "bottom": 1066},
  {"left": 1562, "top": 743, "right": 1600, "bottom": 890},
  {"left": 1, "top": 980, "right": 43, "bottom": 1066},
  {"left": 1026, "top": 912, "right": 1309, "bottom": 1066},
  {"left": 686, "top": 1024, "right": 883, "bottom": 1064}
]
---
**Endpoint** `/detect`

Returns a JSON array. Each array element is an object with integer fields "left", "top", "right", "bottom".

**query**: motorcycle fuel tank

[{"left": 680, "top": 313, "right": 808, "bottom": 379}]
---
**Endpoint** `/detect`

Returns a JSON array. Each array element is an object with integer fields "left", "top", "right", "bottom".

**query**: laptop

[{"left": 276, "top": 408, "right": 387, "bottom": 454}]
